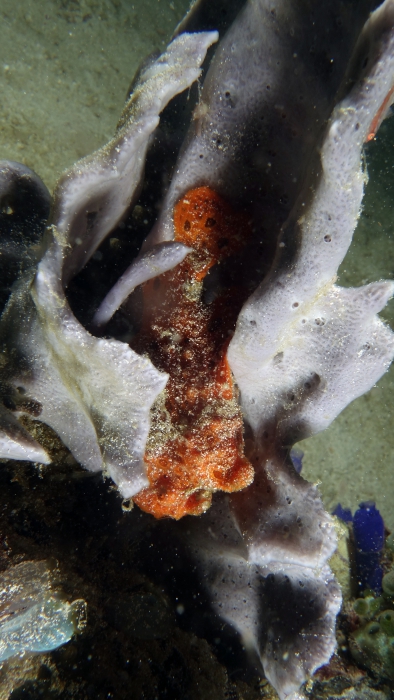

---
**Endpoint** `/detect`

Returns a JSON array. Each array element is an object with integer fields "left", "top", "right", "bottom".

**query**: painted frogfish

[{"left": 133, "top": 187, "right": 254, "bottom": 519}]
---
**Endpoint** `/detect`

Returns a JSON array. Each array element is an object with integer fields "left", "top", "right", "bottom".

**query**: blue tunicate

[
  {"left": 332, "top": 503, "right": 353, "bottom": 523},
  {"left": 0, "top": 560, "right": 86, "bottom": 662},
  {"left": 353, "top": 501, "right": 385, "bottom": 594},
  {"left": 290, "top": 448, "right": 304, "bottom": 474},
  {"left": 353, "top": 501, "right": 385, "bottom": 552},
  {"left": 0, "top": 597, "right": 83, "bottom": 662}
]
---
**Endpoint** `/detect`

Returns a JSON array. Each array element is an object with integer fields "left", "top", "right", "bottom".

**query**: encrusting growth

[{"left": 133, "top": 187, "right": 254, "bottom": 519}]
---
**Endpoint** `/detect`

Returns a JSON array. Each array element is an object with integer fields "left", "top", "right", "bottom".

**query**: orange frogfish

[{"left": 132, "top": 186, "right": 254, "bottom": 519}]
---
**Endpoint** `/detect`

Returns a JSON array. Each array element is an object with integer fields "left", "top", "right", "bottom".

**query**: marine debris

[{"left": 1, "top": 0, "right": 394, "bottom": 698}]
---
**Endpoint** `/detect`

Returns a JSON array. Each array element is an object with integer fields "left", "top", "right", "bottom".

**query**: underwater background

[
  {"left": 1, "top": 0, "right": 394, "bottom": 530},
  {"left": 1, "top": 0, "right": 394, "bottom": 698}
]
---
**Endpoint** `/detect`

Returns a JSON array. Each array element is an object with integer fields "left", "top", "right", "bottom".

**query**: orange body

[{"left": 133, "top": 187, "right": 254, "bottom": 519}]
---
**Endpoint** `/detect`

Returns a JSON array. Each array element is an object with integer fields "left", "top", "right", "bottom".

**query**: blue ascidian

[
  {"left": 0, "top": 561, "right": 86, "bottom": 662},
  {"left": 353, "top": 501, "right": 385, "bottom": 594}
]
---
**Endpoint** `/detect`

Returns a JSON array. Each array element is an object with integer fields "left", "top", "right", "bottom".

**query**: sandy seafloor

[
  {"left": 1, "top": 0, "right": 394, "bottom": 697},
  {"left": 0, "top": 0, "right": 191, "bottom": 189}
]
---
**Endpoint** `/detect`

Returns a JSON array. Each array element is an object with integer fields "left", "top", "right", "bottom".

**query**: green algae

[
  {"left": 349, "top": 545, "right": 394, "bottom": 683},
  {"left": 383, "top": 569, "right": 394, "bottom": 597}
]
